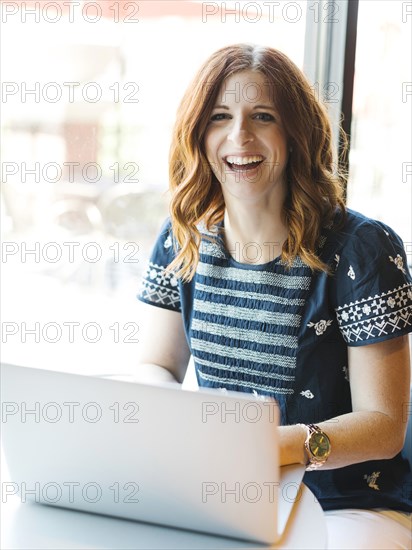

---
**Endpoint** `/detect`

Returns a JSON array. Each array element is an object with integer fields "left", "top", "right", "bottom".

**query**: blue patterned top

[{"left": 138, "top": 208, "right": 412, "bottom": 512}]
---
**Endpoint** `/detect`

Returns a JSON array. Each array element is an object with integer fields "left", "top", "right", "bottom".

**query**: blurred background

[{"left": 1, "top": 0, "right": 411, "bottom": 375}]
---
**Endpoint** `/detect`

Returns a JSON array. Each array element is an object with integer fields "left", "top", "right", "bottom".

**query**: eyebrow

[{"left": 212, "top": 104, "right": 278, "bottom": 111}]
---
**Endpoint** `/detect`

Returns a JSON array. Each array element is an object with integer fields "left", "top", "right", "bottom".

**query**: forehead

[{"left": 215, "top": 70, "right": 274, "bottom": 105}]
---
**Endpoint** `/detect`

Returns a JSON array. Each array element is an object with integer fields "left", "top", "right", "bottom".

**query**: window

[
  {"left": 1, "top": 0, "right": 308, "bottom": 373},
  {"left": 346, "top": 0, "right": 411, "bottom": 251}
]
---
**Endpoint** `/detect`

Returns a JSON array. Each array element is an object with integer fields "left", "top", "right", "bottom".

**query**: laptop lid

[{"left": 1, "top": 363, "right": 297, "bottom": 544}]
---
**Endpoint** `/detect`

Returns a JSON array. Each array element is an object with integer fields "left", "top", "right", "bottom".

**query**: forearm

[
  {"left": 134, "top": 363, "right": 181, "bottom": 384},
  {"left": 280, "top": 410, "right": 406, "bottom": 469}
]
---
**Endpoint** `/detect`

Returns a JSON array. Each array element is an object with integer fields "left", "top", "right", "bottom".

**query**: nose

[{"left": 227, "top": 117, "right": 254, "bottom": 146}]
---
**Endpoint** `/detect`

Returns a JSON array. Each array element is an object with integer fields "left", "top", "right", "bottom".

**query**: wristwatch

[{"left": 299, "top": 424, "right": 332, "bottom": 471}]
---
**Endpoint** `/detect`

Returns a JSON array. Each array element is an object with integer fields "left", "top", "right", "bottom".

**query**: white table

[{"left": 1, "top": 456, "right": 327, "bottom": 550}]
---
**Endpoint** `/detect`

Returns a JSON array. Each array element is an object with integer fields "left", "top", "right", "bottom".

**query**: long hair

[{"left": 168, "top": 43, "right": 347, "bottom": 281}]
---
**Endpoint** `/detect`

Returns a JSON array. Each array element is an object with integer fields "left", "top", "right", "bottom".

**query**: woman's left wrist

[{"left": 279, "top": 424, "right": 308, "bottom": 466}]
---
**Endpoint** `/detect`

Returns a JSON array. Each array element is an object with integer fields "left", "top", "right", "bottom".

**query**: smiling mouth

[{"left": 224, "top": 155, "right": 265, "bottom": 172}]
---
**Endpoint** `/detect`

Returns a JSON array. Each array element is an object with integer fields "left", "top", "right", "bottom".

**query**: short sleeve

[
  {"left": 137, "top": 218, "right": 181, "bottom": 312},
  {"left": 331, "top": 219, "right": 412, "bottom": 346}
]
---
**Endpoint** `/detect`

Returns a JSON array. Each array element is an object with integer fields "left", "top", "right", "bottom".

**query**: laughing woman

[{"left": 137, "top": 44, "right": 412, "bottom": 548}]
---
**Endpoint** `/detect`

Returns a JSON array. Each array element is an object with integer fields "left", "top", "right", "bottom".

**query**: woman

[{"left": 137, "top": 44, "right": 412, "bottom": 548}]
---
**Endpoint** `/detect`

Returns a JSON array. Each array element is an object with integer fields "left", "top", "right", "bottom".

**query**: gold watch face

[{"left": 309, "top": 431, "right": 331, "bottom": 459}]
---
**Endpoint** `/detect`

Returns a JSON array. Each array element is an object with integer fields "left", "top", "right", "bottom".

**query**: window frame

[{"left": 303, "top": 0, "right": 359, "bottom": 195}]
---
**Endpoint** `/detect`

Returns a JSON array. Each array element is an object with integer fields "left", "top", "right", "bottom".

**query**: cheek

[
  {"left": 203, "top": 133, "right": 215, "bottom": 162},
  {"left": 204, "top": 127, "right": 224, "bottom": 161},
  {"left": 203, "top": 135, "right": 218, "bottom": 177},
  {"left": 272, "top": 132, "right": 288, "bottom": 159}
]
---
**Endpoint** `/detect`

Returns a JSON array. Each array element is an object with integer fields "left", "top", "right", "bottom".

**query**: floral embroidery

[
  {"left": 300, "top": 390, "right": 314, "bottom": 399},
  {"left": 362, "top": 304, "right": 371, "bottom": 315},
  {"left": 307, "top": 319, "right": 333, "bottom": 335},
  {"left": 341, "top": 311, "right": 349, "bottom": 322},
  {"left": 387, "top": 296, "right": 396, "bottom": 308},
  {"left": 164, "top": 234, "right": 172, "bottom": 249},
  {"left": 342, "top": 366, "right": 349, "bottom": 382},
  {"left": 348, "top": 265, "right": 355, "bottom": 280},
  {"left": 389, "top": 254, "right": 406, "bottom": 274},
  {"left": 363, "top": 471, "right": 380, "bottom": 491}
]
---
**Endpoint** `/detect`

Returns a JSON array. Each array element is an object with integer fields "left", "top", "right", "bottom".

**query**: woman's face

[{"left": 204, "top": 70, "right": 289, "bottom": 204}]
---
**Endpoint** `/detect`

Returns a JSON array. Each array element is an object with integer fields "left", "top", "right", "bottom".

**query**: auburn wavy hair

[{"left": 168, "top": 43, "right": 347, "bottom": 281}]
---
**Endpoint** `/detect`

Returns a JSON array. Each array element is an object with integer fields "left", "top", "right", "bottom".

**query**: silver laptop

[{"left": 1, "top": 363, "right": 305, "bottom": 544}]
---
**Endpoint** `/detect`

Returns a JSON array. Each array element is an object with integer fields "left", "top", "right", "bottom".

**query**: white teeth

[{"left": 225, "top": 155, "right": 264, "bottom": 165}]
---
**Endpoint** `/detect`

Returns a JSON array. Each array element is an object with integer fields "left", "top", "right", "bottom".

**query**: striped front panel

[{"left": 189, "top": 239, "right": 312, "bottom": 398}]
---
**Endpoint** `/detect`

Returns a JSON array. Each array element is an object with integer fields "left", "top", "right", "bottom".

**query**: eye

[
  {"left": 254, "top": 112, "right": 275, "bottom": 122},
  {"left": 210, "top": 113, "right": 230, "bottom": 121}
]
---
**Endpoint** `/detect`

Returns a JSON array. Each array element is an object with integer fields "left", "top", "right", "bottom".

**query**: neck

[{"left": 223, "top": 202, "right": 288, "bottom": 265}]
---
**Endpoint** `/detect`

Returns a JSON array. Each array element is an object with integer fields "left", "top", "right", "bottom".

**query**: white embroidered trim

[
  {"left": 340, "top": 309, "right": 411, "bottom": 343},
  {"left": 336, "top": 284, "right": 412, "bottom": 343},
  {"left": 146, "top": 262, "right": 178, "bottom": 287},
  {"left": 139, "top": 262, "right": 180, "bottom": 310},
  {"left": 336, "top": 285, "right": 411, "bottom": 322}
]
